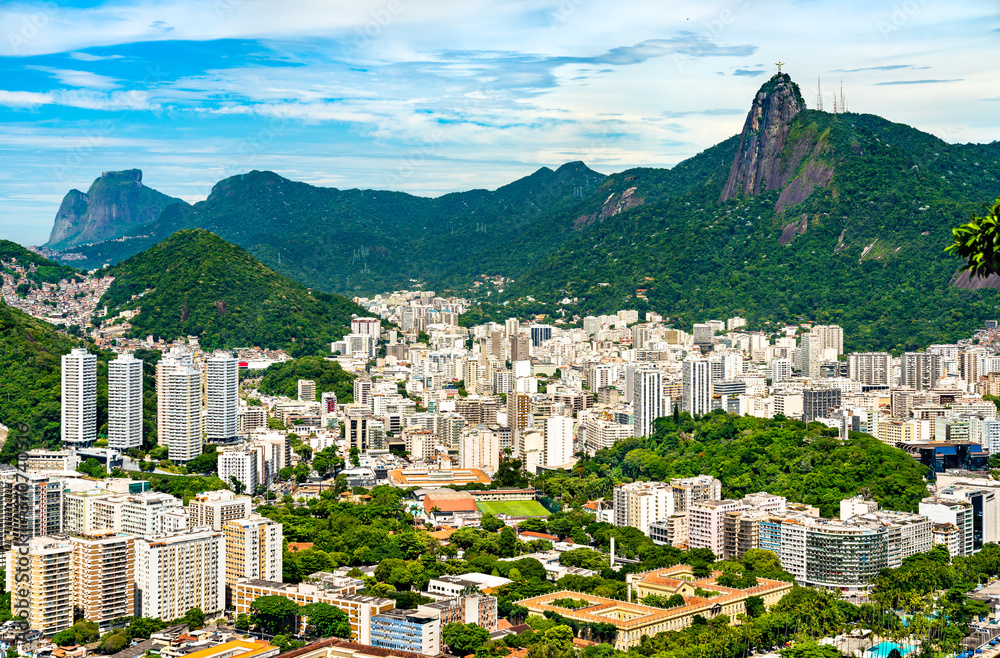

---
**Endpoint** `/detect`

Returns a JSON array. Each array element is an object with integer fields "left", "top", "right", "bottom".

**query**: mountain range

[{"left": 36, "top": 73, "right": 1000, "bottom": 351}]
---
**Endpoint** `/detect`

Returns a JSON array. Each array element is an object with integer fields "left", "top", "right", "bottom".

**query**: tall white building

[
  {"left": 682, "top": 358, "right": 712, "bottom": 416},
  {"left": 108, "top": 353, "right": 143, "bottom": 450},
  {"left": 352, "top": 317, "right": 382, "bottom": 340},
  {"left": 219, "top": 449, "right": 258, "bottom": 495},
  {"left": 156, "top": 347, "right": 194, "bottom": 448},
  {"left": 847, "top": 353, "right": 892, "bottom": 386},
  {"left": 62, "top": 348, "right": 97, "bottom": 446},
  {"left": 545, "top": 416, "right": 574, "bottom": 467},
  {"left": 135, "top": 528, "right": 226, "bottom": 619},
  {"left": 771, "top": 358, "right": 792, "bottom": 384},
  {"left": 458, "top": 428, "right": 500, "bottom": 473},
  {"left": 633, "top": 368, "right": 663, "bottom": 438},
  {"left": 164, "top": 366, "right": 204, "bottom": 463},
  {"left": 613, "top": 482, "right": 674, "bottom": 535},
  {"left": 206, "top": 352, "right": 239, "bottom": 444}
]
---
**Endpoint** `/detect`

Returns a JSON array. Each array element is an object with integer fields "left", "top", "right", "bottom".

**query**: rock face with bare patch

[
  {"left": 573, "top": 186, "right": 643, "bottom": 230},
  {"left": 720, "top": 73, "right": 805, "bottom": 203}
]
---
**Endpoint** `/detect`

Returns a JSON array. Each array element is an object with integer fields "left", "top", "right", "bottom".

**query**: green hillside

[
  {"left": 0, "top": 240, "right": 81, "bottom": 285},
  {"left": 102, "top": 229, "right": 370, "bottom": 355},
  {"left": 0, "top": 302, "right": 157, "bottom": 454}
]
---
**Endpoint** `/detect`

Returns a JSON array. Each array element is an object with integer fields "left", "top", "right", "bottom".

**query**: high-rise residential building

[
  {"left": 164, "top": 366, "right": 204, "bottom": 463},
  {"left": 580, "top": 418, "right": 634, "bottom": 454},
  {"left": 353, "top": 378, "right": 373, "bottom": 409},
  {"left": 529, "top": 324, "right": 553, "bottom": 348},
  {"left": 812, "top": 325, "right": 844, "bottom": 355},
  {"left": 545, "top": 416, "right": 574, "bottom": 466},
  {"left": 797, "top": 331, "right": 824, "bottom": 379},
  {"left": 156, "top": 346, "right": 194, "bottom": 448},
  {"left": 802, "top": 388, "right": 842, "bottom": 422},
  {"left": 919, "top": 497, "right": 974, "bottom": 557},
  {"left": 633, "top": 367, "right": 663, "bottom": 438},
  {"left": 135, "top": 528, "right": 226, "bottom": 619},
  {"left": 692, "top": 323, "right": 714, "bottom": 348},
  {"left": 297, "top": 379, "right": 316, "bottom": 402},
  {"left": 108, "top": 353, "right": 143, "bottom": 450},
  {"left": 900, "top": 352, "right": 943, "bottom": 391},
  {"left": 206, "top": 352, "right": 239, "bottom": 444},
  {"left": 458, "top": 428, "right": 500, "bottom": 473},
  {"left": 224, "top": 515, "right": 283, "bottom": 590},
  {"left": 688, "top": 500, "right": 748, "bottom": 556},
  {"left": 188, "top": 490, "right": 253, "bottom": 531},
  {"left": 771, "top": 358, "right": 792, "bottom": 384},
  {"left": 70, "top": 532, "right": 135, "bottom": 632},
  {"left": 219, "top": 448, "right": 259, "bottom": 495},
  {"left": 670, "top": 476, "right": 723, "bottom": 512},
  {"left": 0, "top": 471, "right": 64, "bottom": 548},
  {"left": 6, "top": 536, "right": 74, "bottom": 635},
  {"left": 122, "top": 492, "right": 183, "bottom": 536},
  {"left": 351, "top": 316, "right": 382, "bottom": 340},
  {"left": 62, "top": 347, "right": 97, "bottom": 447},
  {"left": 847, "top": 352, "right": 892, "bottom": 386},
  {"left": 613, "top": 482, "right": 675, "bottom": 535},
  {"left": 321, "top": 391, "right": 338, "bottom": 414},
  {"left": 681, "top": 358, "right": 711, "bottom": 416},
  {"left": 510, "top": 334, "right": 530, "bottom": 362}
]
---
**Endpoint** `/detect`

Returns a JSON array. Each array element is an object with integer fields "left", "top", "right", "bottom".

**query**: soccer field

[{"left": 476, "top": 500, "right": 550, "bottom": 517}]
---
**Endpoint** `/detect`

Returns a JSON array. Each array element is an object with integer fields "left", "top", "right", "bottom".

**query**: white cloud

[
  {"left": 26, "top": 66, "right": 121, "bottom": 89},
  {"left": 68, "top": 51, "right": 124, "bottom": 61}
]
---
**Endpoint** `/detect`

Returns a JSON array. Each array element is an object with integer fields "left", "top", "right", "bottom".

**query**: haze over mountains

[{"left": 32, "top": 73, "right": 1000, "bottom": 351}]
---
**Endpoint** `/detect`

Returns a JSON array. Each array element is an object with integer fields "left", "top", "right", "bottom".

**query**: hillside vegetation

[
  {"left": 102, "top": 229, "right": 369, "bottom": 355},
  {"left": 537, "top": 411, "right": 928, "bottom": 517},
  {"left": 0, "top": 240, "right": 81, "bottom": 285},
  {"left": 256, "top": 356, "right": 356, "bottom": 402}
]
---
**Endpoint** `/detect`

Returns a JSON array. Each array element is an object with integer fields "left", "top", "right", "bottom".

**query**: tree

[
  {"left": 443, "top": 622, "right": 491, "bottom": 655},
  {"left": 52, "top": 630, "right": 77, "bottom": 646},
  {"left": 301, "top": 602, "right": 352, "bottom": 639},
  {"left": 498, "top": 526, "right": 519, "bottom": 558},
  {"left": 235, "top": 613, "right": 251, "bottom": 630},
  {"left": 481, "top": 514, "right": 505, "bottom": 532},
  {"left": 745, "top": 595, "right": 766, "bottom": 618},
  {"left": 349, "top": 446, "right": 361, "bottom": 468},
  {"left": 250, "top": 595, "right": 301, "bottom": 635},
  {"left": 947, "top": 196, "right": 1000, "bottom": 278},
  {"left": 183, "top": 607, "right": 205, "bottom": 630},
  {"left": 99, "top": 632, "right": 129, "bottom": 654},
  {"left": 229, "top": 475, "right": 246, "bottom": 495}
]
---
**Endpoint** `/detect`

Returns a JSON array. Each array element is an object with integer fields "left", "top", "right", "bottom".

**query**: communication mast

[{"left": 816, "top": 76, "right": 824, "bottom": 112}]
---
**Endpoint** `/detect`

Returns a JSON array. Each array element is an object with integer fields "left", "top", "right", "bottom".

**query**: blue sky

[{"left": 0, "top": 0, "right": 997, "bottom": 245}]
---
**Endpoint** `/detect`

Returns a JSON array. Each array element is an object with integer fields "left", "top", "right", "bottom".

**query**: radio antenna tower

[
  {"left": 840, "top": 80, "right": 846, "bottom": 114},
  {"left": 816, "top": 76, "right": 824, "bottom": 112}
]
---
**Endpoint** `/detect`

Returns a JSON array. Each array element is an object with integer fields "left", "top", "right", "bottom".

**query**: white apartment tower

[
  {"left": 633, "top": 367, "right": 663, "bottom": 438},
  {"left": 847, "top": 352, "right": 892, "bottom": 386},
  {"left": 134, "top": 528, "right": 226, "bottom": 619},
  {"left": 62, "top": 348, "right": 97, "bottom": 446},
  {"left": 206, "top": 352, "right": 239, "bottom": 443},
  {"left": 108, "top": 353, "right": 143, "bottom": 450},
  {"left": 545, "top": 416, "right": 574, "bottom": 467},
  {"left": 164, "top": 366, "right": 204, "bottom": 463},
  {"left": 682, "top": 358, "right": 712, "bottom": 416},
  {"left": 156, "top": 347, "right": 194, "bottom": 448},
  {"left": 771, "top": 358, "right": 792, "bottom": 384}
]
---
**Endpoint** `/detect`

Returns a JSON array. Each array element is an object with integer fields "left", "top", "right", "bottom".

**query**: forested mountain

[
  {"left": 46, "top": 169, "right": 187, "bottom": 249},
  {"left": 101, "top": 229, "right": 369, "bottom": 355},
  {"left": 40, "top": 74, "right": 1000, "bottom": 351},
  {"left": 493, "top": 75, "right": 1000, "bottom": 352},
  {"left": 49, "top": 162, "right": 606, "bottom": 292}
]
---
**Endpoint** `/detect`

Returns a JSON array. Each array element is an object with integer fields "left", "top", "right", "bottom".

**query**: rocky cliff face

[
  {"left": 719, "top": 73, "right": 805, "bottom": 202},
  {"left": 46, "top": 170, "right": 186, "bottom": 249}
]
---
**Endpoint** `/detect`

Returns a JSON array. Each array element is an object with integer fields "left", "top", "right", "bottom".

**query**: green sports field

[{"left": 476, "top": 500, "right": 550, "bottom": 517}]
